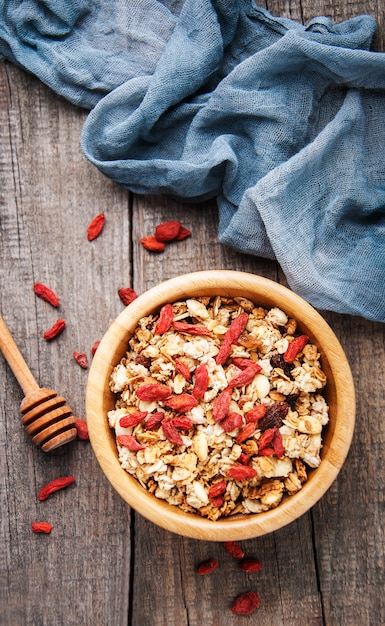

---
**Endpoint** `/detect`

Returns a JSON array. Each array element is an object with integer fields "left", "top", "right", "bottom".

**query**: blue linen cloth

[{"left": 1, "top": 0, "right": 384, "bottom": 321}]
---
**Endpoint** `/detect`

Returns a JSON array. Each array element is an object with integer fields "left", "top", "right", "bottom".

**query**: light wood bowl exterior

[{"left": 86, "top": 270, "right": 355, "bottom": 541}]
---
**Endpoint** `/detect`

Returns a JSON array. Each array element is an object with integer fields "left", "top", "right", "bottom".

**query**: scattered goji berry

[
  {"left": 43, "top": 318, "right": 66, "bottom": 340},
  {"left": 238, "top": 452, "right": 250, "bottom": 465},
  {"left": 117, "top": 435, "right": 146, "bottom": 450},
  {"left": 221, "top": 412, "right": 243, "bottom": 432},
  {"left": 33, "top": 283, "right": 60, "bottom": 308},
  {"left": 136, "top": 383, "right": 172, "bottom": 402},
  {"left": 272, "top": 427, "right": 284, "bottom": 457},
  {"left": 31, "top": 521, "right": 53, "bottom": 534},
  {"left": 192, "top": 363, "right": 209, "bottom": 399},
  {"left": 236, "top": 422, "right": 256, "bottom": 443},
  {"left": 208, "top": 480, "right": 227, "bottom": 498},
  {"left": 231, "top": 358, "right": 261, "bottom": 371},
  {"left": 162, "top": 393, "right": 198, "bottom": 412},
  {"left": 245, "top": 404, "right": 267, "bottom": 423},
  {"left": 141, "top": 235, "right": 165, "bottom": 252},
  {"left": 223, "top": 541, "right": 245, "bottom": 559},
  {"left": 239, "top": 558, "right": 263, "bottom": 572},
  {"left": 229, "top": 366, "right": 259, "bottom": 388},
  {"left": 154, "top": 220, "right": 181, "bottom": 242},
  {"left": 91, "top": 340, "right": 100, "bottom": 356},
  {"left": 172, "top": 321, "right": 211, "bottom": 336},
  {"left": 161, "top": 418, "right": 184, "bottom": 446},
  {"left": 73, "top": 351, "right": 88, "bottom": 369},
  {"left": 231, "top": 591, "right": 260, "bottom": 614},
  {"left": 257, "top": 427, "right": 275, "bottom": 451},
  {"left": 118, "top": 287, "right": 138, "bottom": 306},
  {"left": 119, "top": 411, "right": 148, "bottom": 428},
  {"left": 175, "top": 225, "right": 191, "bottom": 240},
  {"left": 74, "top": 417, "right": 89, "bottom": 440},
  {"left": 87, "top": 212, "right": 105, "bottom": 241},
  {"left": 212, "top": 495, "right": 224, "bottom": 507},
  {"left": 212, "top": 386, "right": 232, "bottom": 422},
  {"left": 172, "top": 416, "right": 193, "bottom": 430},
  {"left": 154, "top": 303, "right": 174, "bottom": 335},
  {"left": 216, "top": 312, "right": 249, "bottom": 365},
  {"left": 226, "top": 465, "right": 257, "bottom": 480},
  {"left": 284, "top": 334, "right": 309, "bottom": 363},
  {"left": 197, "top": 558, "right": 218, "bottom": 575},
  {"left": 38, "top": 476, "right": 75, "bottom": 501},
  {"left": 144, "top": 411, "right": 165, "bottom": 430},
  {"left": 174, "top": 358, "right": 192, "bottom": 381}
]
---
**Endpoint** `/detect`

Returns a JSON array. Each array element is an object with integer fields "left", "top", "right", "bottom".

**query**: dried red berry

[
  {"left": 117, "top": 435, "right": 146, "bottom": 451},
  {"left": 197, "top": 558, "right": 218, "bottom": 575},
  {"left": 87, "top": 212, "right": 105, "bottom": 241},
  {"left": 154, "top": 303, "right": 174, "bottom": 335},
  {"left": 31, "top": 522, "right": 53, "bottom": 534},
  {"left": 33, "top": 283, "right": 60, "bottom": 308},
  {"left": 141, "top": 235, "right": 165, "bottom": 252},
  {"left": 226, "top": 465, "right": 257, "bottom": 480},
  {"left": 175, "top": 225, "right": 191, "bottom": 240},
  {"left": 154, "top": 220, "right": 181, "bottom": 242},
  {"left": 74, "top": 418, "right": 89, "bottom": 440},
  {"left": 144, "top": 412, "right": 165, "bottom": 430},
  {"left": 118, "top": 287, "right": 138, "bottom": 306},
  {"left": 91, "top": 340, "right": 100, "bottom": 356},
  {"left": 239, "top": 558, "right": 263, "bottom": 572},
  {"left": 231, "top": 591, "right": 260, "bottom": 614},
  {"left": 136, "top": 383, "right": 172, "bottom": 402},
  {"left": 284, "top": 334, "right": 309, "bottom": 363},
  {"left": 43, "top": 318, "right": 66, "bottom": 340},
  {"left": 38, "top": 476, "right": 75, "bottom": 501},
  {"left": 73, "top": 351, "right": 88, "bottom": 369},
  {"left": 119, "top": 411, "right": 148, "bottom": 428},
  {"left": 223, "top": 541, "right": 245, "bottom": 559}
]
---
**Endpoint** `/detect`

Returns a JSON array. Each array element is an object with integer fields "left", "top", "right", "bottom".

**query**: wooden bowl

[{"left": 86, "top": 270, "right": 355, "bottom": 540}]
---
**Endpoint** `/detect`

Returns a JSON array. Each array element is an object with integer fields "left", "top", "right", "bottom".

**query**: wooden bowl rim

[{"left": 86, "top": 270, "right": 355, "bottom": 540}]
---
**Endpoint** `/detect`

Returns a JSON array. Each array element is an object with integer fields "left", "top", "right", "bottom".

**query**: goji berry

[
  {"left": 38, "top": 476, "right": 76, "bottom": 501},
  {"left": 223, "top": 541, "right": 245, "bottom": 559},
  {"left": 172, "top": 416, "right": 193, "bottom": 430},
  {"left": 245, "top": 404, "right": 267, "bottom": 422},
  {"left": 141, "top": 235, "right": 165, "bottom": 252},
  {"left": 211, "top": 495, "right": 224, "bottom": 507},
  {"left": 231, "top": 591, "right": 260, "bottom": 614},
  {"left": 119, "top": 411, "right": 148, "bottom": 428},
  {"left": 221, "top": 412, "right": 243, "bottom": 432},
  {"left": 161, "top": 418, "right": 184, "bottom": 446},
  {"left": 73, "top": 351, "right": 88, "bottom": 369},
  {"left": 117, "top": 435, "right": 146, "bottom": 450},
  {"left": 154, "top": 220, "right": 181, "bottom": 242},
  {"left": 43, "top": 318, "right": 66, "bottom": 340},
  {"left": 229, "top": 366, "right": 259, "bottom": 388},
  {"left": 174, "top": 359, "right": 191, "bottom": 381},
  {"left": 226, "top": 465, "right": 257, "bottom": 480},
  {"left": 239, "top": 558, "right": 263, "bottom": 572},
  {"left": 272, "top": 427, "right": 284, "bottom": 457},
  {"left": 175, "top": 225, "right": 191, "bottom": 240},
  {"left": 236, "top": 422, "right": 256, "bottom": 443},
  {"left": 216, "top": 312, "right": 249, "bottom": 365},
  {"left": 162, "top": 393, "right": 198, "bottom": 412},
  {"left": 91, "top": 340, "right": 100, "bottom": 356},
  {"left": 136, "top": 383, "right": 172, "bottom": 402},
  {"left": 212, "top": 386, "right": 232, "bottom": 422},
  {"left": 208, "top": 480, "right": 227, "bottom": 498},
  {"left": 284, "top": 334, "right": 309, "bottom": 363},
  {"left": 74, "top": 417, "right": 89, "bottom": 440},
  {"left": 118, "top": 287, "right": 138, "bottom": 306},
  {"left": 192, "top": 363, "right": 209, "bottom": 399},
  {"left": 257, "top": 427, "right": 275, "bottom": 451},
  {"left": 231, "top": 358, "right": 261, "bottom": 372},
  {"left": 172, "top": 321, "right": 211, "bottom": 336},
  {"left": 238, "top": 452, "right": 250, "bottom": 465},
  {"left": 33, "top": 283, "right": 60, "bottom": 308},
  {"left": 87, "top": 212, "right": 105, "bottom": 241},
  {"left": 31, "top": 521, "right": 53, "bottom": 534},
  {"left": 197, "top": 558, "right": 218, "bottom": 575},
  {"left": 144, "top": 411, "right": 165, "bottom": 430},
  {"left": 154, "top": 303, "right": 174, "bottom": 335}
]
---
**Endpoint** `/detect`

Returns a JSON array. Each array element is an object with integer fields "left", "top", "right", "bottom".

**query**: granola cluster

[{"left": 108, "top": 296, "right": 329, "bottom": 520}]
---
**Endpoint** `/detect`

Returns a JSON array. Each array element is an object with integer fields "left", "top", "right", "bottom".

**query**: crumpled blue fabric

[{"left": 1, "top": 1, "right": 384, "bottom": 322}]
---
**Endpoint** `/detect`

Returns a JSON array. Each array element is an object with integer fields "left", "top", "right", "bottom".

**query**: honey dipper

[{"left": 0, "top": 314, "right": 77, "bottom": 452}]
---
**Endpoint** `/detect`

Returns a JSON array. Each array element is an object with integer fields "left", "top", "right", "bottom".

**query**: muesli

[{"left": 108, "top": 296, "right": 328, "bottom": 520}]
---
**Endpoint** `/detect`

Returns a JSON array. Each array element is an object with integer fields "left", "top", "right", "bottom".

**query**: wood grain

[{"left": 1, "top": 2, "right": 384, "bottom": 625}]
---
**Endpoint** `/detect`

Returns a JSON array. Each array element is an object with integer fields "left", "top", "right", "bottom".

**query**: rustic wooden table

[{"left": 1, "top": 2, "right": 384, "bottom": 625}]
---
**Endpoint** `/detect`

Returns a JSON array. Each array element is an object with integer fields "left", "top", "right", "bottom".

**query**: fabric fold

[{"left": 0, "top": 0, "right": 384, "bottom": 321}]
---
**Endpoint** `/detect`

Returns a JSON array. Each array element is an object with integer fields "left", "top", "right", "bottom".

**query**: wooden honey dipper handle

[{"left": 0, "top": 314, "right": 39, "bottom": 396}]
